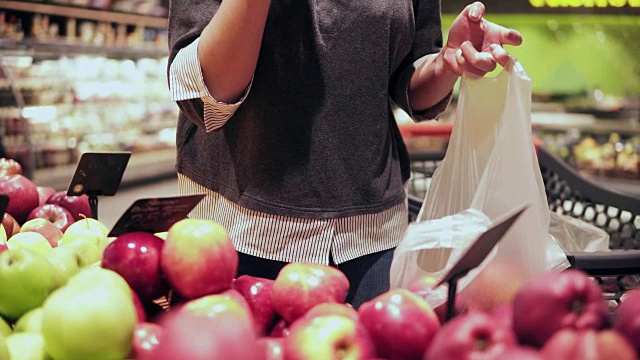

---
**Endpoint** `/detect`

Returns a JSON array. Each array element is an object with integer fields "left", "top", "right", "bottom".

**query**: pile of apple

[
  {"left": 0, "top": 159, "right": 639, "bottom": 360},
  {"left": 96, "top": 215, "right": 640, "bottom": 360}
]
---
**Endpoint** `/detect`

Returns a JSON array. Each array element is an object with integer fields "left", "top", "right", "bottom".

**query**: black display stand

[
  {"left": 66, "top": 152, "right": 132, "bottom": 220},
  {"left": 436, "top": 203, "right": 529, "bottom": 321}
]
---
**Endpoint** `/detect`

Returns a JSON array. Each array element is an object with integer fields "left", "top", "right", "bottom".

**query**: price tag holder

[
  {"left": 108, "top": 194, "right": 206, "bottom": 237},
  {"left": 66, "top": 152, "right": 132, "bottom": 220},
  {"left": 437, "top": 202, "right": 529, "bottom": 321},
  {"left": 67, "top": 152, "right": 131, "bottom": 197}
]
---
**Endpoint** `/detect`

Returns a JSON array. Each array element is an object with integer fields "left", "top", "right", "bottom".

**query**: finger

[
  {"left": 466, "top": 2, "right": 485, "bottom": 22},
  {"left": 485, "top": 21, "right": 523, "bottom": 47},
  {"left": 461, "top": 41, "right": 497, "bottom": 74},
  {"left": 488, "top": 44, "right": 510, "bottom": 67},
  {"left": 446, "top": 49, "right": 464, "bottom": 76},
  {"left": 456, "top": 48, "right": 486, "bottom": 78}
]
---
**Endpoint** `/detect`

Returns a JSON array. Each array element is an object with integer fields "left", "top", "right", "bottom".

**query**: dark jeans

[{"left": 236, "top": 248, "right": 395, "bottom": 309}]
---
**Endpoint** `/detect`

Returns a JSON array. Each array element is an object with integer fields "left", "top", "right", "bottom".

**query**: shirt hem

[{"left": 178, "top": 167, "right": 407, "bottom": 220}]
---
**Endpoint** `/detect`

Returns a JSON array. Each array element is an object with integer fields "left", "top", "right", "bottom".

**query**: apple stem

[
  {"left": 474, "top": 338, "right": 490, "bottom": 351},
  {"left": 335, "top": 342, "right": 349, "bottom": 359},
  {"left": 572, "top": 299, "right": 584, "bottom": 315}
]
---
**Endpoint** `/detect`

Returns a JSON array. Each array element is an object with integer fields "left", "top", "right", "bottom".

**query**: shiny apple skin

[{"left": 102, "top": 232, "right": 169, "bottom": 302}]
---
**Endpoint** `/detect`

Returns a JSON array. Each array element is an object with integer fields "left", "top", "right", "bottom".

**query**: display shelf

[
  {"left": 0, "top": 23, "right": 176, "bottom": 181},
  {"left": 0, "top": 38, "right": 168, "bottom": 59},
  {"left": 531, "top": 112, "right": 640, "bottom": 136},
  {"left": 0, "top": 0, "right": 168, "bottom": 28}
]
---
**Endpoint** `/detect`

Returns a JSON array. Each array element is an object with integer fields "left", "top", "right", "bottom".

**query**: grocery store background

[{"left": 0, "top": 0, "right": 638, "bottom": 228}]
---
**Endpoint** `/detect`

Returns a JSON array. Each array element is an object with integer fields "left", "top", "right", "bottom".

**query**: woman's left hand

[{"left": 443, "top": 2, "right": 523, "bottom": 77}]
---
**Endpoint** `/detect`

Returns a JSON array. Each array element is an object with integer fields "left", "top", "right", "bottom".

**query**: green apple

[
  {"left": 0, "top": 249, "right": 58, "bottom": 321},
  {"left": 6, "top": 332, "right": 51, "bottom": 360},
  {"left": 42, "top": 276, "right": 136, "bottom": 360},
  {"left": 44, "top": 247, "right": 83, "bottom": 287},
  {"left": 7, "top": 232, "right": 52, "bottom": 256},
  {"left": 59, "top": 239, "right": 102, "bottom": 267},
  {"left": 0, "top": 317, "right": 11, "bottom": 337},
  {"left": 59, "top": 218, "right": 109, "bottom": 249},
  {"left": 15, "top": 307, "right": 43, "bottom": 333},
  {"left": 66, "top": 267, "right": 131, "bottom": 295},
  {"left": 0, "top": 334, "right": 9, "bottom": 360}
]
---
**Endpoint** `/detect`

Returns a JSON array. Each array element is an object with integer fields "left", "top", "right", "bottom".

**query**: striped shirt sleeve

[{"left": 168, "top": 37, "right": 253, "bottom": 132}]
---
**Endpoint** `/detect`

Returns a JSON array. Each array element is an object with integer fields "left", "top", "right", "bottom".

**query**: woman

[{"left": 167, "top": 0, "right": 522, "bottom": 307}]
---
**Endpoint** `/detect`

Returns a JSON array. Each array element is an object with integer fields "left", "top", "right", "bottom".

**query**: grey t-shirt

[{"left": 168, "top": 0, "right": 447, "bottom": 219}]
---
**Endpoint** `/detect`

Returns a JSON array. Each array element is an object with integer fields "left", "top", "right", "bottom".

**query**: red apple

[
  {"left": 425, "top": 311, "right": 518, "bottom": 360},
  {"left": 180, "top": 291, "right": 254, "bottom": 326},
  {"left": 271, "top": 263, "right": 349, "bottom": 324},
  {"left": 160, "top": 219, "right": 238, "bottom": 299},
  {"left": 541, "top": 329, "right": 637, "bottom": 360},
  {"left": 132, "top": 290, "right": 147, "bottom": 323},
  {"left": 27, "top": 204, "right": 74, "bottom": 233},
  {"left": 284, "top": 314, "right": 376, "bottom": 360},
  {"left": 150, "top": 294, "right": 260, "bottom": 360},
  {"left": 463, "top": 259, "right": 528, "bottom": 313},
  {"left": 304, "top": 302, "right": 359, "bottom": 321},
  {"left": 512, "top": 269, "right": 609, "bottom": 348},
  {"left": 257, "top": 337, "right": 285, "bottom": 360},
  {"left": 490, "top": 304, "right": 518, "bottom": 345},
  {"left": 408, "top": 275, "right": 468, "bottom": 324},
  {"left": 218, "top": 288, "right": 254, "bottom": 316},
  {"left": 36, "top": 186, "right": 56, "bottom": 206},
  {"left": 232, "top": 275, "right": 277, "bottom": 335},
  {"left": 270, "top": 319, "right": 291, "bottom": 338},
  {"left": 0, "top": 174, "right": 40, "bottom": 224},
  {"left": 2, "top": 213, "right": 20, "bottom": 239},
  {"left": 131, "top": 322, "right": 162, "bottom": 360},
  {"left": 47, "top": 192, "right": 92, "bottom": 221},
  {"left": 359, "top": 289, "right": 440, "bottom": 360},
  {"left": 20, "top": 218, "right": 64, "bottom": 248},
  {"left": 0, "top": 158, "right": 22, "bottom": 177},
  {"left": 613, "top": 289, "right": 640, "bottom": 353},
  {"left": 101, "top": 232, "right": 169, "bottom": 302},
  {"left": 497, "top": 347, "right": 543, "bottom": 360}
]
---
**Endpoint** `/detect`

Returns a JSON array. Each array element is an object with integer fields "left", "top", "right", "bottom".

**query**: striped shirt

[{"left": 169, "top": 38, "right": 408, "bottom": 265}]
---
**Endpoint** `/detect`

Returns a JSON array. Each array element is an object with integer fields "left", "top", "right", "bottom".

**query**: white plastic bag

[
  {"left": 549, "top": 212, "right": 610, "bottom": 252},
  {"left": 391, "top": 58, "right": 570, "bottom": 304}
]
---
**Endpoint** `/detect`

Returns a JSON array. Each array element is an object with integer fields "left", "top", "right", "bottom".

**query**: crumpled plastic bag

[{"left": 549, "top": 212, "right": 610, "bottom": 252}]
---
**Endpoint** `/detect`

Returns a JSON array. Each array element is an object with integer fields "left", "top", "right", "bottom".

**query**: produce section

[
  {"left": 0, "top": 1, "right": 637, "bottom": 359},
  {"left": 0, "top": 0, "right": 176, "bottom": 187},
  {"left": 0, "top": 153, "right": 638, "bottom": 360}
]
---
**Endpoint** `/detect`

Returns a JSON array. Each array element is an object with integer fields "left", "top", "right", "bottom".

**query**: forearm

[
  {"left": 408, "top": 51, "right": 459, "bottom": 113},
  {"left": 198, "top": 0, "right": 271, "bottom": 103}
]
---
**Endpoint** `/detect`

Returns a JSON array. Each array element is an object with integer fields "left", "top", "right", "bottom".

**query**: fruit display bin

[{"left": 406, "top": 145, "right": 640, "bottom": 312}]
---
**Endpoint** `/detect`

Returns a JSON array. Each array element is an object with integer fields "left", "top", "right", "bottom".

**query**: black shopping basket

[{"left": 406, "top": 146, "right": 640, "bottom": 311}]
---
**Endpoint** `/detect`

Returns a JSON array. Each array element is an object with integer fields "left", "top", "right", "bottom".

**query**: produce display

[
  {"left": 540, "top": 131, "right": 640, "bottom": 180},
  {"left": 0, "top": 158, "right": 638, "bottom": 360},
  {"left": 0, "top": 55, "right": 177, "bottom": 174}
]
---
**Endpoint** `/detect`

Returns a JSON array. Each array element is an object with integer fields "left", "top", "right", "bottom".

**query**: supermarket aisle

[{"left": 98, "top": 177, "right": 181, "bottom": 230}]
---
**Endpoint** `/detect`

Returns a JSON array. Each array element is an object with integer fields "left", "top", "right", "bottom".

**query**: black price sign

[
  {"left": 67, "top": 152, "right": 132, "bottom": 197},
  {"left": 108, "top": 194, "right": 206, "bottom": 237}
]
